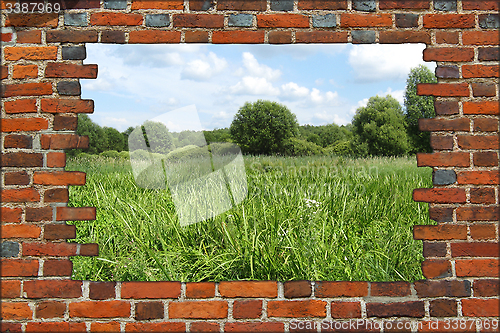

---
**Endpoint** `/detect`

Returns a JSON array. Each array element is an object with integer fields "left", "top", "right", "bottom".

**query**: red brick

[
  {"left": 295, "top": 31, "right": 348, "bottom": 43},
  {"left": 341, "top": 13, "right": 392, "bottom": 27},
  {"left": 4, "top": 99, "right": 37, "bottom": 113},
  {"left": 457, "top": 206, "right": 499, "bottom": 221},
  {"left": 54, "top": 115, "right": 78, "bottom": 131},
  {"left": 89, "top": 282, "right": 116, "bottom": 300},
  {"left": 1, "top": 259, "right": 38, "bottom": 277},
  {"left": 36, "top": 301, "right": 66, "bottom": 318},
  {"left": 135, "top": 301, "right": 164, "bottom": 320},
  {"left": 298, "top": 0, "right": 347, "bottom": 9},
  {"left": 33, "top": 171, "right": 85, "bottom": 186},
  {"left": 462, "top": 0, "right": 499, "bottom": 10},
  {"left": 434, "top": 100, "right": 459, "bottom": 115},
  {"left": 23, "top": 242, "right": 78, "bottom": 256},
  {"left": 26, "top": 322, "right": 86, "bottom": 333},
  {"left": 225, "top": 322, "right": 284, "bottom": 332},
  {"left": 1, "top": 188, "right": 41, "bottom": 202},
  {"left": 0, "top": 207, "right": 22, "bottom": 223},
  {"left": 60, "top": 0, "right": 101, "bottom": 9},
  {"left": 473, "top": 279, "right": 499, "bottom": 297},
  {"left": 451, "top": 243, "right": 499, "bottom": 257},
  {"left": 24, "top": 279, "right": 82, "bottom": 298},
  {"left": 43, "top": 259, "right": 73, "bottom": 276},
  {"left": 463, "top": 31, "right": 499, "bottom": 46},
  {"left": 417, "top": 83, "right": 469, "bottom": 97},
  {"left": 219, "top": 281, "right": 277, "bottom": 297},
  {"left": 189, "top": 322, "right": 219, "bottom": 333},
  {"left": 284, "top": 280, "right": 312, "bottom": 298},
  {"left": 90, "top": 12, "right": 143, "bottom": 26},
  {"left": 233, "top": 300, "right": 262, "bottom": 319},
  {"left": 413, "top": 188, "right": 466, "bottom": 203},
  {"left": 91, "top": 321, "right": 121, "bottom": 332},
  {"left": 17, "top": 30, "right": 41, "bottom": 43},
  {"left": 188, "top": 0, "right": 214, "bottom": 10},
  {"left": 131, "top": 0, "right": 183, "bottom": 9},
  {"left": 5, "top": 13, "right": 58, "bottom": 27},
  {"left": 315, "top": 281, "right": 368, "bottom": 297},
  {"left": 470, "top": 187, "right": 496, "bottom": 204},
  {"left": 422, "top": 259, "right": 452, "bottom": 278},
  {"left": 2, "top": 32, "right": 13, "bottom": 42},
  {"left": 423, "top": 242, "right": 447, "bottom": 257},
  {"left": 217, "top": 0, "right": 266, "bottom": 11},
  {"left": 423, "top": 14, "right": 474, "bottom": 29},
  {"left": 366, "top": 301, "right": 424, "bottom": 318},
  {"left": 417, "top": 152, "right": 470, "bottom": 167},
  {"left": 462, "top": 65, "right": 500, "bottom": 78},
  {"left": 69, "top": 300, "right": 130, "bottom": 318},
  {"left": 1, "top": 224, "right": 41, "bottom": 239},
  {"left": 41, "top": 134, "right": 89, "bottom": 149},
  {"left": 129, "top": 31, "right": 181, "bottom": 44},
  {"left": 185, "top": 31, "right": 209, "bottom": 43},
  {"left": 462, "top": 299, "right": 499, "bottom": 317},
  {"left": 44, "top": 188, "right": 69, "bottom": 203},
  {"left": 371, "top": 282, "right": 411, "bottom": 297},
  {"left": 25, "top": 207, "right": 52, "bottom": 222},
  {"left": 428, "top": 206, "right": 453, "bottom": 222},
  {"left": 1, "top": 280, "right": 21, "bottom": 298},
  {"left": 41, "top": 99, "right": 94, "bottom": 113},
  {"left": 45, "top": 63, "right": 98, "bottom": 79},
  {"left": 419, "top": 118, "right": 469, "bottom": 132},
  {"left": 173, "top": 14, "right": 223, "bottom": 28},
  {"left": 101, "top": 30, "right": 126, "bottom": 44},
  {"left": 457, "top": 171, "right": 500, "bottom": 185},
  {"left": 463, "top": 101, "right": 499, "bottom": 115},
  {"left": 169, "top": 300, "right": 227, "bottom": 319},
  {"left": 80, "top": 243, "right": 99, "bottom": 256},
  {"left": 269, "top": 31, "right": 292, "bottom": 44},
  {"left": 185, "top": 282, "right": 215, "bottom": 298},
  {"left": 46, "top": 30, "right": 98, "bottom": 43},
  {"left": 472, "top": 82, "right": 497, "bottom": 97},
  {"left": 430, "top": 135, "right": 454, "bottom": 150},
  {"left": 4, "top": 134, "right": 32, "bottom": 149},
  {"left": 212, "top": 31, "right": 265, "bottom": 44},
  {"left": 257, "top": 14, "right": 309, "bottom": 28},
  {"left": 56, "top": 207, "right": 96, "bottom": 221},
  {"left": 121, "top": 281, "right": 181, "bottom": 299},
  {"left": 429, "top": 299, "right": 457, "bottom": 317},
  {"left": 47, "top": 152, "right": 67, "bottom": 168},
  {"left": 0, "top": 302, "right": 33, "bottom": 320},
  {"left": 457, "top": 135, "right": 499, "bottom": 150},
  {"left": 125, "top": 322, "right": 186, "bottom": 332},
  {"left": 435, "top": 31, "right": 459, "bottom": 44},
  {"left": 456, "top": 259, "right": 499, "bottom": 277},
  {"left": 379, "top": 31, "right": 430, "bottom": 44},
  {"left": 415, "top": 280, "right": 472, "bottom": 298},
  {"left": 1, "top": 82, "right": 52, "bottom": 97},
  {"left": 4, "top": 46, "right": 57, "bottom": 61},
  {"left": 0, "top": 322, "right": 21, "bottom": 332},
  {"left": 330, "top": 301, "right": 361, "bottom": 318},
  {"left": 470, "top": 224, "right": 497, "bottom": 240},
  {"left": 423, "top": 48, "right": 474, "bottom": 62},
  {"left": 12, "top": 64, "right": 38, "bottom": 79},
  {"left": 413, "top": 225, "right": 468, "bottom": 240},
  {"left": 268, "top": 300, "right": 326, "bottom": 318},
  {"left": 1, "top": 118, "right": 49, "bottom": 132},
  {"left": 379, "top": 0, "right": 429, "bottom": 9}
]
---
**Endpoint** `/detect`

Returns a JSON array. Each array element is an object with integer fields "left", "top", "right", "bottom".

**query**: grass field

[{"left": 67, "top": 154, "right": 434, "bottom": 282}]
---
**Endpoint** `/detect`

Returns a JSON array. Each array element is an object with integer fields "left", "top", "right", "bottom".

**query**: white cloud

[
  {"left": 315, "top": 78, "right": 324, "bottom": 86},
  {"left": 310, "top": 88, "right": 338, "bottom": 104},
  {"left": 181, "top": 52, "right": 227, "bottom": 81},
  {"left": 111, "top": 44, "right": 202, "bottom": 68},
  {"left": 381, "top": 87, "right": 405, "bottom": 105},
  {"left": 350, "top": 98, "right": 369, "bottom": 115},
  {"left": 281, "top": 82, "right": 310, "bottom": 100},
  {"left": 242, "top": 52, "right": 281, "bottom": 81},
  {"left": 229, "top": 76, "right": 280, "bottom": 96},
  {"left": 348, "top": 44, "right": 435, "bottom": 83}
]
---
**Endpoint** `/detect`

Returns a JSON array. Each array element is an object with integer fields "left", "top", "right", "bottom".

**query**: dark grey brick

[
  {"left": 312, "top": 14, "right": 336, "bottom": 28},
  {"left": 145, "top": 14, "right": 170, "bottom": 27},
  {"left": 353, "top": 0, "right": 376, "bottom": 12},
  {"left": 435, "top": 66, "right": 459, "bottom": 79},
  {"left": 64, "top": 13, "right": 87, "bottom": 27},
  {"left": 395, "top": 14, "right": 419, "bottom": 28},
  {"left": 433, "top": 170, "right": 457, "bottom": 185},
  {"left": 434, "top": 0, "right": 457, "bottom": 11},
  {"left": 352, "top": 30, "right": 375, "bottom": 44},
  {"left": 271, "top": 0, "right": 294, "bottom": 11},
  {"left": 104, "top": 0, "right": 128, "bottom": 9},
  {"left": 57, "top": 81, "right": 81, "bottom": 96},
  {"left": 228, "top": 14, "right": 253, "bottom": 27},
  {"left": 1, "top": 242, "right": 19, "bottom": 258},
  {"left": 479, "top": 14, "right": 499, "bottom": 29},
  {"left": 62, "top": 46, "right": 86, "bottom": 60}
]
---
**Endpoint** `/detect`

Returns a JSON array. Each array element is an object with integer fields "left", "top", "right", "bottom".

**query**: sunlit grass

[{"left": 67, "top": 154, "right": 434, "bottom": 282}]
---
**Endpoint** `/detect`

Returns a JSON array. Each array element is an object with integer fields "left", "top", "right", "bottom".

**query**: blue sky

[{"left": 82, "top": 43, "right": 435, "bottom": 132}]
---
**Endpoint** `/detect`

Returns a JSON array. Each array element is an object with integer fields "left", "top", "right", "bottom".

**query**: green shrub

[
  {"left": 282, "top": 137, "right": 324, "bottom": 156},
  {"left": 130, "top": 149, "right": 151, "bottom": 161},
  {"left": 118, "top": 151, "right": 130, "bottom": 159},
  {"left": 325, "top": 140, "right": 353, "bottom": 156},
  {"left": 165, "top": 145, "right": 210, "bottom": 163},
  {"left": 209, "top": 142, "right": 241, "bottom": 156},
  {"left": 100, "top": 150, "right": 121, "bottom": 158}
]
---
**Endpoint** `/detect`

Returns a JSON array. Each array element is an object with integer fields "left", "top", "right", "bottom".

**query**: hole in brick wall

[{"left": 68, "top": 43, "right": 437, "bottom": 282}]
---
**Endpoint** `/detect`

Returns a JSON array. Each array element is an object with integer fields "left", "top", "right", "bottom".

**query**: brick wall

[{"left": 1, "top": 0, "right": 498, "bottom": 331}]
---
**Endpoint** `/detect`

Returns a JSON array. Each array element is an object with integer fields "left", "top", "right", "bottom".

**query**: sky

[{"left": 81, "top": 43, "right": 435, "bottom": 132}]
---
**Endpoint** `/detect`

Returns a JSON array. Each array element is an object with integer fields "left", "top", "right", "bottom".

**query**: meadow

[{"left": 67, "top": 154, "right": 434, "bottom": 282}]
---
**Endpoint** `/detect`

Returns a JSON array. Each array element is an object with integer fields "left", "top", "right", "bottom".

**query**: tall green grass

[{"left": 67, "top": 154, "right": 434, "bottom": 282}]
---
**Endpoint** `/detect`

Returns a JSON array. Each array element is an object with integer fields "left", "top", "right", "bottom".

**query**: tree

[
  {"left": 352, "top": 95, "right": 409, "bottom": 156},
  {"left": 103, "top": 127, "right": 125, "bottom": 152},
  {"left": 73, "top": 114, "right": 108, "bottom": 155},
  {"left": 230, "top": 100, "right": 299, "bottom": 155},
  {"left": 128, "top": 121, "right": 175, "bottom": 154},
  {"left": 404, "top": 65, "right": 437, "bottom": 153}
]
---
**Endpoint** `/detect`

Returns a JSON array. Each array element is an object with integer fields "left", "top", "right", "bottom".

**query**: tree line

[{"left": 70, "top": 65, "right": 436, "bottom": 158}]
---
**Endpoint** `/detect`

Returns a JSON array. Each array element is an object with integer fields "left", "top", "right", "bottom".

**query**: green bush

[
  {"left": 100, "top": 150, "right": 121, "bottom": 158},
  {"left": 130, "top": 149, "right": 151, "bottom": 161},
  {"left": 209, "top": 142, "right": 241, "bottom": 156},
  {"left": 325, "top": 140, "right": 353, "bottom": 156},
  {"left": 282, "top": 137, "right": 324, "bottom": 156},
  {"left": 118, "top": 151, "right": 130, "bottom": 159},
  {"left": 165, "top": 145, "right": 210, "bottom": 163}
]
